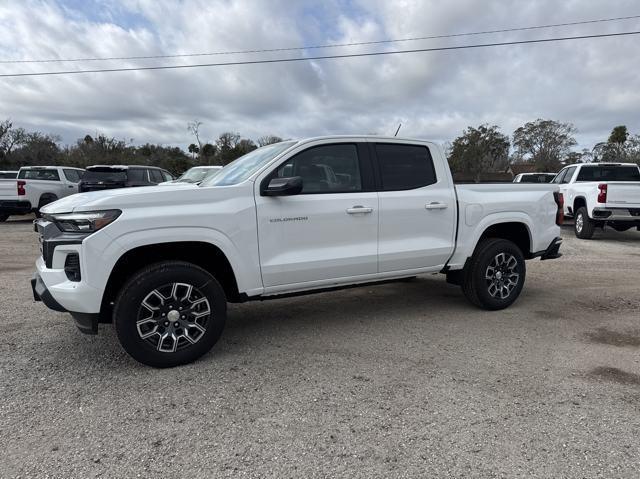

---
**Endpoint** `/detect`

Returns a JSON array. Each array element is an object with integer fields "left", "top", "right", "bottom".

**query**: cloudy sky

[{"left": 0, "top": 0, "right": 639, "bottom": 151}]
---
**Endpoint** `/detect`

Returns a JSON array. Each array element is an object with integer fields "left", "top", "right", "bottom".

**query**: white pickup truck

[
  {"left": 31, "top": 136, "right": 563, "bottom": 367},
  {"left": 552, "top": 162, "right": 640, "bottom": 239},
  {"left": 0, "top": 166, "right": 84, "bottom": 221}
]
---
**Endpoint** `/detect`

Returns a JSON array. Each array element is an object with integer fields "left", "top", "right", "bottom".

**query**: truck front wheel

[
  {"left": 114, "top": 261, "right": 227, "bottom": 368},
  {"left": 574, "top": 207, "right": 595, "bottom": 239},
  {"left": 462, "top": 239, "right": 526, "bottom": 310}
]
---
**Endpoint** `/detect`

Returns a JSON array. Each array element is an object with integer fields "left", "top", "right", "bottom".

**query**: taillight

[
  {"left": 597, "top": 183, "right": 607, "bottom": 203},
  {"left": 17, "top": 180, "right": 26, "bottom": 196},
  {"left": 553, "top": 191, "right": 564, "bottom": 226}
]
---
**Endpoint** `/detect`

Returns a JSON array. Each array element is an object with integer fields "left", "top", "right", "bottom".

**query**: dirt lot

[{"left": 1, "top": 216, "right": 639, "bottom": 478}]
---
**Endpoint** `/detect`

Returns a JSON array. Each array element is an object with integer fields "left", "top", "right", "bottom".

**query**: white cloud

[{"left": 0, "top": 0, "right": 639, "bottom": 150}]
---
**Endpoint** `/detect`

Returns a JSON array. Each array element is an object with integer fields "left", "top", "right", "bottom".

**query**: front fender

[{"left": 83, "top": 226, "right": 263, "bottom": 301}]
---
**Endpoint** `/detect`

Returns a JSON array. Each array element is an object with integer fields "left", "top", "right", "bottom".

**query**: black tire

[
  {"left": 114, "top": 261, "right": 227, "bottom": 368},
  {"left": 462, "top": 238, "right": 526, "bottom": 310},
  {"left": 574, "top": 207, "right": 595, "bottom": 239},
  {"left": 0, "top": 214, "right": 8, "bottom": 222}
]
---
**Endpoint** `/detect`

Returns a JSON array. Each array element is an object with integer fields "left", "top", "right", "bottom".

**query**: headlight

[{"left": 47, "top": 210, "right": 121, "bottom": 233}]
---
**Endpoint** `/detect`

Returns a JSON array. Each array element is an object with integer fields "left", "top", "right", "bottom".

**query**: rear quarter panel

[{"left": 447, "top": 184, "right": 560, "bottom": 269}]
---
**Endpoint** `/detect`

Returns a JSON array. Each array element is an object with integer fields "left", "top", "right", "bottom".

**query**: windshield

[
  {"left": 201, "top": 141, "right": 297, "bottom": 187},
  {"left": 178, "top": 167, "right": 220, "bottom": 183},
  {"left": 519, "top": 174, "right": 556, "bottom": 183},
  {"left": 83, "top": 168, "right": 127, "bottom": 182}
]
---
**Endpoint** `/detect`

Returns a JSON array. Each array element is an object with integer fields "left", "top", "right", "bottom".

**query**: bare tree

[
  {"left": 187, "top": 120, "right": 203, "bottom": 153},
  {"left": 257, "top": 135, "right": 283, "bottom": 147}
]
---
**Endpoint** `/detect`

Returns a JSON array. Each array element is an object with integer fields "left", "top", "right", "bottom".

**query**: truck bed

[{"left": 447, "top": 183, "right": 560, "bottom": 268}]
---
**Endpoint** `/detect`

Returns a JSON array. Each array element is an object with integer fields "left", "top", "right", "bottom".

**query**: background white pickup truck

[
  {"left": 552, "top": 162, "right": 640, "bottom": 238},
  {"left": 32, "top": 136, "right": 563, "bottom": 367},
  {"left": 0, "top": 166, "right": 84, "bottom": 221}
]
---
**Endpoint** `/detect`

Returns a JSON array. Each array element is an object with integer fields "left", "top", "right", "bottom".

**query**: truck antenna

[{"left": 394, "top": 123, "right": 402, "bottom": 137}]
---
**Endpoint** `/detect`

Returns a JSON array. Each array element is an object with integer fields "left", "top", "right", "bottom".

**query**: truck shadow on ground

[
  {"left": 224, "top": 276, "right": 470, "bottom": 335},
  {"left": 561, "top": 221, "right": 640, "bottom": 243}
]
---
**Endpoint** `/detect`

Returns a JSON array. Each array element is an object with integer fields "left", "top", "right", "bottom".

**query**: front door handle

[
  {"left": 425, "top": 202, "right": 448, "bottom": 210},
  {"left": 346, "top": 206, "right": 373, "bottom": 214}
]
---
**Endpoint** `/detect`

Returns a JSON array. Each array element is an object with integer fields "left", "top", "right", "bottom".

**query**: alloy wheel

[
  {"left": 576, "top": 214, "right": 584, "bottom": 233},
  {"left": 136, "top": 282, "right": 211, "bottom": 353},
  {"left": 485, "top": 252, "right": 520, "bottom": 300}
]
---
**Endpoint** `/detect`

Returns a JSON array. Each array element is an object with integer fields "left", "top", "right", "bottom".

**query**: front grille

[{"left": 64, "top": 253, "right": 81, "bottom": 282}]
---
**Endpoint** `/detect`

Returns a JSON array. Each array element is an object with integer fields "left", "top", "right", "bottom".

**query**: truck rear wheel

[
  {"left": 114, "top": 261, "right": 227, "bottom": 368},
  {"left": 0, "top": 214, "right": 8, "bottom": 222},
  {"left": 462, "top": 238, "right": 526, "bottom": 310},
  {"left": 574, "top": 207, "right": 595, "bottom": 239}
]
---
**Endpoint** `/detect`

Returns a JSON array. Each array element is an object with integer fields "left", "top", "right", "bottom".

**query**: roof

[
  {"left": 86, "top": 164, "right": 165, "bottom": 170},
  {"left": 19, "top": 166, "right": 83, "bottom": 170},
  {"left": 579, "top": 162, "right": 639, "bottom": 167},
  {"left": 291, "top": 135, "right": 437, "bottom": 145}
]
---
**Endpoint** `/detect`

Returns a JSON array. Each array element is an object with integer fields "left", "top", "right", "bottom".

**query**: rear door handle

[
  {"left": 425, "top": 202, "right": 448, "bottom": 210},
  {"left": 346, "top": 206, "right": 373, "bottom": 214}
]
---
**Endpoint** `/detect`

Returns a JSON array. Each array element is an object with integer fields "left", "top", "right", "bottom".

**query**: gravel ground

[{"left": 1, "top": 216, "right": 639, "bottom": 478}]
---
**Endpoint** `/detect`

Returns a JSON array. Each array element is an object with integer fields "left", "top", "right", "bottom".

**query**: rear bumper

[
  {"left": 0, "top": 200, "right": 32, "bottom": 215},
  {"left": 31, "top": 271, "right": 100, "bottom": 335},
  {"left": 534, "top": 237, "right": 563, "bottom": 261},
  {"left": 592, "top": 207, "right": 640, "bottom": 222}
]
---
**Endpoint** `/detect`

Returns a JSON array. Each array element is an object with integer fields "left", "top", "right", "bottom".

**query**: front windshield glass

[
  {"left": 200, "top": 141, "right": 297, "bottom": 187},
  {"left": 178, "top": 167, "right": 219, "bottom": 183}
]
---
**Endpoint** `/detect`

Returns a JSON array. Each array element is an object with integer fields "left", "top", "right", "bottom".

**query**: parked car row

[{"left": 0, "top": 164, "right": 225, "bottom": 222}]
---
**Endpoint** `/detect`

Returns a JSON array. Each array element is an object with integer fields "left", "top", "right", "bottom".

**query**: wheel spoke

[{"left": 182, "top": 284, "right": 193, "bottom": 301}]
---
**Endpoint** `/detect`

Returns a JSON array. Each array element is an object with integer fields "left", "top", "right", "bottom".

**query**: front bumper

[{"left": 31, "top": 272, "right": 99, "bottom": 334}]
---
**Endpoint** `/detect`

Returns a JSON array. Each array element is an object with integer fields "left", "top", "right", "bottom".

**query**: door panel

[
  {"left": 378, "top": 184, "right": 456, "bottom": 271},
  {"left": 373, "top": 142, "right": 456, "bottom": 272},
  {"left": 256, "top": 192, "right": 378, "bottom": 287},
  {"left": 255, "top": 141, "right": 378, "bottom": 287}
]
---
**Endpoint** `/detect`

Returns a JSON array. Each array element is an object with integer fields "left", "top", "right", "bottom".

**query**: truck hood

[{"left": 40, "top": 183, "right": 225, "bottom": 214}]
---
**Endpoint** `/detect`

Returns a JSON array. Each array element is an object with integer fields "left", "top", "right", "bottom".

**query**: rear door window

[
  {"left": 127, "top": 169, "right": 146, "bottom": 182},
  {"left": 63, "top": 169, "right": 81, "bottom": 183},
  {"left": 18, "top": 169, "right": 60, "bottom": 181},
  {"left": 551, "top": 169, "right": 567, "bottom": 184},
  {"left": 375, "top": 143, "right": 437, "bottom": 191},
  {"left": 149, "top": 169, "right": 164, "bottom": 183},
  {"left": 561, "top": 166, "right": 577, "bottom": 183}
]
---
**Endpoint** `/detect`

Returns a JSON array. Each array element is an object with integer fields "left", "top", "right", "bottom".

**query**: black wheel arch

[
  {"left": 476, "top": 222, "right": 532, "bottom": 258},
  {"left": 101, "top": 241, "right": 242, "bottom": 322}
]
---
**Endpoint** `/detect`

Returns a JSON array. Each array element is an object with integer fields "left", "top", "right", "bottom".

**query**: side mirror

[{"left": 261, "top": 176, "right": 303, "bottom": 196}]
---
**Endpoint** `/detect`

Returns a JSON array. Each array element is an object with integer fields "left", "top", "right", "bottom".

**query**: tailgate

[
  {"left": 0, "top": 179, "right": 17, "bottom": 200},
  {"left": 606, "top": 182, "right": 640, "bottom": 207}
]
